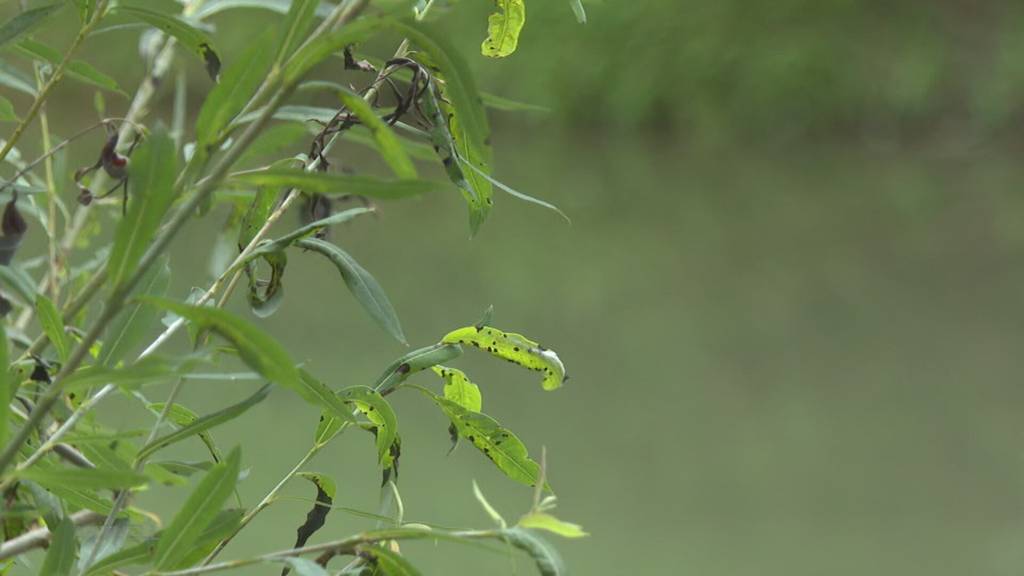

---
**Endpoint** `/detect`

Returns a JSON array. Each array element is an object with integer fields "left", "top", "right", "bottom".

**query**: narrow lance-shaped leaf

[
  {"left": 17, "top": 466, "right": 149, "bottom": 491},
  {"left": 0, "top": 4, "right": 64, "bottom": 48},
  {"left": 335, "top": 88, "right": 417, "bottom": 179},
  {"left": 482, "top": 0, "right": 527, "bottom": 58},
  {"left": 0, "top": 324, "right": 9, "bottom": 451},
  {"left": 569, "top": 0, "right": 587, "bottom": 24},
  {"left": 99, "top": 257, "right": 170, "bottom": 366},
  {"left": 108, "top": 130, "right": 177, "bottom": 288},
  {"left": 282, "top": 16, "right": 387, "bottom": 85},
  {"left": 142, "top": 298, "right": 305, "bottom": 394},
  {"left": 39, "top": 516, "right": 77, "bottom": 576},
  {"left": 340, "top": 386, "right": 397, "bottom": 466},
  {"left": 431, "top": 395, "right": 542, "bottom": 487},
  {"left": 357, "top": 545, "right": 422, "bottom": 576},
  {"left": 442, "top": 325, "right": 567, "bottom": 390},
  {"left": 35, "top": 294, "right": 69, "bottom": 362},
  {"left": 296, "top": 238, "right": 406, "bottom": 344},
  {"left": 156, "top": 404, "right": 223, "bottom": 463},
  {"left": 137, "top": 384, "right": 271, "bottom": 462},
  {"left": 230, "top": 169, "right": 436, "bottom": 200},
  {"left": 518, "top": 512, "right": 588, "bottom": 538},
  {"left": 113, "top": 5, "right": 221, "bottom": 80},
  {"left": 15, "top": 39, "right": 125, "bottom": 94},
  {"left": 276, "top": 0, "right": 319, "bottom": 64},
  {"left": 154, "top": 446, "right": 241, "bottom": 569},
  {"left": 195, "top": 29, "right": 275, "bottom": 149},
  {"left": 373, "top": 342, "right": 463, "bottom": 394},
  {"left": 62, "top": 354, "right": 193, "bottom": 393}
]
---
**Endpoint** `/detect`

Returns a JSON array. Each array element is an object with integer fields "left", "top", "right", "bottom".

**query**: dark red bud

[
  {"left": 77, "top": 188, "right": 94, "bottom": 206},
  {"left": 2, "top": 200, "right": 27, "bottom": 237}
]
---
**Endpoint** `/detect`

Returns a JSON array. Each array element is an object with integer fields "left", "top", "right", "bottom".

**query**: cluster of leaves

[{"left": 0, "top": 0, "right": 586, "bottom": 574}]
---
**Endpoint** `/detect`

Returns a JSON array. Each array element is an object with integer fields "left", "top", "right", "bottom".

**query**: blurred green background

[{"left": 6, "top": 0, "right": 1024, "bottom": 574}]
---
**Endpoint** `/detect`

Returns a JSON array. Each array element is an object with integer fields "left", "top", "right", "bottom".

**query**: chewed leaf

[
  {"left": 518, "top": 512, "right": 588, "bottom": 538},
  {"left": 339, "top": 386, "right": 397, "bottom": 467},
  {"left": 431, "top": 396, "right": 540, "bottom": 487},
  {"left": 441, "top": 326, "right": 566, "bottom": 390},
  {"left": 432, "top": 366, "right": 482, "bottom": 412},
  {"left": 482, "top": 0, "right": 526, "bottom": 58},
  {"left": 287, "top": 472, "right": 335, "bottom": 568},
  {"left": 373, "top": 343, "right": 463, "bottom": 394}
]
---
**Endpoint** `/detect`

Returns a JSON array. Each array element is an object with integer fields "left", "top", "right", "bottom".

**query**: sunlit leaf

[
  {"left": 230, "top": 169, "right": 436, "bottom": 200},
  {"left": 481, "top": 0, "right": 526, "bottom": 58},
  {"left": 517, "top": 512, "right": 587, "bottom": 538},
  {"left": 108, "top": 130, "right": 177, "bottom": 289},
  {"left": 137, "top": 385, "right": 270, "bottom": 462},
  {"left": 431, "top": 396, "right": 541, "bottom": 487},
  {"left": 0, "top": 4, "right": 64, "bottom": 49},
  {"left": 39, "top": 516, "right": 77, "bottom": 576},
  {"left": 442, "top": 325, "right": 566, "bottom": 390},
  {"left": 296, "top": 238, "right": 406, "bottom": 344},
  {"left": 335, "top": 88, "right": 417, "bottom": 179},
  {"left": 154, "top": 446, "right": 241, "bottom": 569},
  {"left": 113, "top": 5, "right": 221, "bottom": 80},
  {"left": 432, "top": 366, "right": 482, "bottom": 412},
  {"left": 36, "top": 294, "right": 69, "bottom": 363}
]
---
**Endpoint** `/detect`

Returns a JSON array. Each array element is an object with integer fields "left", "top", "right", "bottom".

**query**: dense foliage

[{"left": 0, "top": 0, "right": 584, "bottom": 573}]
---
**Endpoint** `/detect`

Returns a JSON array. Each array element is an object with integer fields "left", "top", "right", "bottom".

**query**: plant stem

[{"left": 0, "top": 0, "right": 111, "bottom": 165}]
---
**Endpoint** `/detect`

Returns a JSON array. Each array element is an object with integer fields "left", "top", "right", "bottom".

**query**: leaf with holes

[
  {"left": 481, "top": 0, "right": 526, "bottom": 58},
  {"left": 442, "top": 325, "right": 566, "bottom": 390}
]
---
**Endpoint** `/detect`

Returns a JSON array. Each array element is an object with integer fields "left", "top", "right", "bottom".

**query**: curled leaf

[
  {"left": 482, "top": 0, "right": 526, "bottom": 58},
  {"left": 442, "top": 326, "right": 566, "bottom": 390}
]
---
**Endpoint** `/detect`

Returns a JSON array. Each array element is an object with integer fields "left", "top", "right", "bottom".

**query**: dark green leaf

[
  {"left": 172, "top": 508, "right": 245, "bottom": 568},
  {"left": 0, "top": 325, "right": 6, "bottom": 448},
  {"left": 283, "top": 16, "right": 386, "bottom": 85},
  {"left": 99, "top": 258, "right": 171, "bottom": 366},
  {"left": 373, "top": 342, "right": 463, "bottom": 394},
  {"left": 196, "top": 30, "right": 275, "bottom": 148},
  {"left": 0, "top": 4, "right": 63, "bottom": 49},
  {"left": 296, "top": 238, "right": 406, "bottom": 344},
  {"left": 16, "top": 39, "right": 125, "bottom": 94},
  {"left": 35, "top": 294, "right": 69, "bottom": 362},
  {"left": 335, "top": 88, "right": 416, "bottom": 179},
  {"left": 113, "top": 5, "right": 221, "bottom": 80},
  {"left": 62, "top": 355, "right": 202, "bottom": 393},
  {"left": 108, "top": 130, "right": 177, "bottom": 289},
  {"left": 154, "top": 446, "right": 241, "bottom": 569},
  {"left": 276, "top": 0, "right": 319, "bottom": 64},
  {"left": 481, "top": 0, "right": 526, "bottom": 58},
  {"left": 81, "top": 540, "right": 153, "bottom": 576},
  {"left": 18, "top": 466, "right": 149, "bottom": 490},
  {"left": 245, "top": 248, "right": 286, "bottom": 318},
  {"left": 149, "top": 403, "right": 224, "bottom": 463},
  {"left": 39, "top": 516, "right": 77, "bottom": 576},
  {"left": 142, "top": 298, "right": 305, "bottom": 394},
  {"left": 230, "top": 169, "right": 436, "bottom": 200},
  {"left": 137, "top": 385, "right": 270, "bottom": 462}
]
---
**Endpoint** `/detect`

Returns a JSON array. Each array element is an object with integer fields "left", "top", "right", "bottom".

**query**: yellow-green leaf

[
  {"left": 518, "top": 512, "right": 588, "bottom": 538},
  {"left": 482, "top": 0, "right": 526, "bottom": 58},
  {"left": 441, "top": 326, "right": 566, "bottom": 390},
  {"left": 432, "top": 365, "right": 481, "bottom": 412}
]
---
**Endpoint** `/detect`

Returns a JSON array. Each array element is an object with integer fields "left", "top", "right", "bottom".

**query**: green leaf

[
  {"left": 230, "top": 169, "right": 436, "bottom": 200},
  {"left": 0, "top": 60, "right": 36, "bottom": 96},
  {"left": 432, "top": 366, "right": 482, "bottom": 412},
  {"left": 171, "top": 508, "right": 244, "bottom": 568},
  {"left": 480, "top": 92, "right": 550, "bottom": 113},
  {"left": 15, "top": 39, "right": 125, "bottom": 94},
  {"left": 245, "top": 247, "right": 286, "bottom": 318},
  {"left": 357, "top": 546, "right": 422, "bottom": 576},
  {"left": 108, "top": 130, "right": 177, "bottom": 289},
  {"left": 154, "top": 446, "right": 241, "bottom": 569},
  {"left": 0, "top": 95, "right": 17, "bottom": 122},
  {"left": 431, "top": 396, "right": 541, "bottom": 487},
  {"left": 149, "top": 403, "right": 224, "bottom": 463},
  {"left": 277, "top": 558, "right": 328, "bottom": 576},
  {"left": 62, "top": 355, "right": 189, "bottom": 393},
  {"left": 340, "top": 385, "right": 397, "bottom": 466},
  {"left": 297, "top": 370, "right": 359, "bottom": 429},
  {"left": 517, "top": 512, "right": 588, "bottom": 538},
  {"left": 113, "top": 5, "right": 221, "bottom": 80},
  {"left": 276, "top": 0, "right": 319, "bottom": 64},
  {"left": 335, "top": 88, "right": 416, "bottom": 179},
  {"left": 39, "top": 516, "right": 77, "bottom": 576},
  {"left": 238, "top": 187, "right": 278, "bottom": 249},
  {"left": 142, "top": 298, "right": 304, "bottom": 394},
  {"left": 81, "top": 541, "right": 153, "bottom": 576},
  {"left": 373, "top": 342, "right": 463, "bottom": 394},
  {"left": 0, "top": 325, "right": 8, "bottom": 454},
  {"left": 194, "top": 0, "right": 335, "bottom": 20},
  {"left": 196, "top": 30, "right": 275, "bottom": 149},
  {"left": 269, "top": 207, "right": 374, "bottom": 249},
  {"left": 0, "top": 4, "right": 63, "bottom": 49},
  {"left": 503, "top": 528, "right": 565, "bottom": 576},
  {"left": 18, "top": 466, "right": 149, "bottom": 490},
  {"left": 99, "top": 258, "right": 171, "bottom": 366},
  {"left": 569, "top": 0, "right": 587, "bottom": 23},
  {"left": 35, "top": 295, "right": 70, "bottom": 363},
  {"left": 283, "top": 16, "right": 387, "bottom": 85},
  {"left": 441, "top": 325, "right": 566, "bottom": 390},
  {"left": 137, "top": 385, "right": 270, "bottom": 462},
  {"left": 296, "top": 238, "right": 406, "bottom": 344},
  {"left": 481, "top": 0, "right": 526, "bottom": 58}
]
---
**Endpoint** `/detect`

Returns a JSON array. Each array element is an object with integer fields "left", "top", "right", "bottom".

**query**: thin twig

[{"left": 0, "top": 510, "right": 105, "bottom": 560}]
